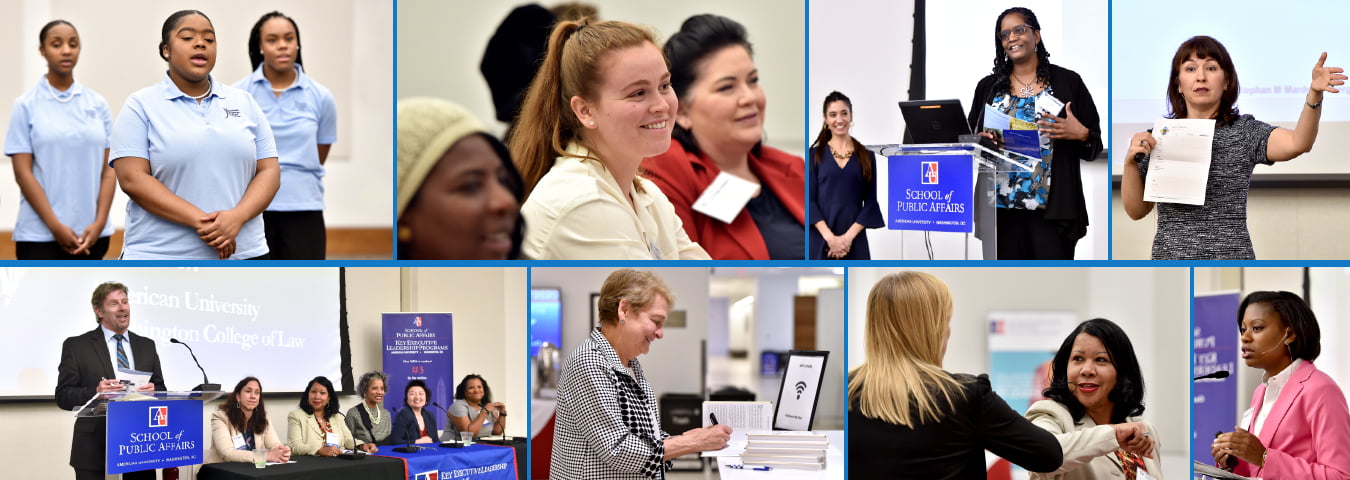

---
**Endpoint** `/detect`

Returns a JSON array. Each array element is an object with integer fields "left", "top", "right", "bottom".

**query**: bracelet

[
  {"left": 1308, "top": 98, "right": 1323, "bottom": 109},
  {"left": 499, "top": 413, "right": 507, "bottom": 417},
  {"left": 1261, "top": 450, "right": 1268, "bottom": 467}
]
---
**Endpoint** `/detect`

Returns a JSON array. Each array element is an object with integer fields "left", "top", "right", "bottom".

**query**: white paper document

[
  {"left": 1193, "top": 461, "right": 1255, "bottom": 480},
  {"left": 116, "top": 366, "right": 153, "bottom": 390},
  {"left": 692, "top": 171, "right": 760, "bottom": 224},
  {"left": 1142, "top": 118, "right": 1215, "bottom": 205}
]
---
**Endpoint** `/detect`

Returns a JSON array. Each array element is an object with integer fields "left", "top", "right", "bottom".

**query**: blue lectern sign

[
  {"left": 106, "top": 399, "right": 203, "bottom": 473},
  {"left": 887, "top": 154, "right": 974, "bottom": 232},
  {"left": 1193, "top": 293, "right": 1240, "bottom": 467}
]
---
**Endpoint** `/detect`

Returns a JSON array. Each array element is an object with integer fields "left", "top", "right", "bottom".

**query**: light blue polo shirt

[
  {"left": 109, "top": 73, "right": 276, "bottom": 260},
  {"left": 233, "top": 64, "right": 337, "bottom": 211},
  {"left": 3, "top": 76, "right": 116, "bottom": 242}
]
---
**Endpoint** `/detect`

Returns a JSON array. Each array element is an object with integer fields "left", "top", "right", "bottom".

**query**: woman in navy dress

[{"left": 809, "top": 91, "right": 883, "bottom": 260}]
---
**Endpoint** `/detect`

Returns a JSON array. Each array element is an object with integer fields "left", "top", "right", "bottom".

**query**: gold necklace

[{"left": 829, "top": 142, "right": 852, "bottom": 161}]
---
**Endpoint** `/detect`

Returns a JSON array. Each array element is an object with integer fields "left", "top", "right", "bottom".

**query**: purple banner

[
  {"left": 383, "top": 313, "right": 454, "bottom": 433},
  {"left": 887, "top": 154, "right": 974, "bottom": 233},
  {"left": 1193, "top": 293, "right": 1239, "bottom": 466}
]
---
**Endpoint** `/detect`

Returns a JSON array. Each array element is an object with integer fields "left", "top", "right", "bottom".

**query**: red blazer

[
  {"left": 1235, "top": 361, "right": 1350, "bottom": 480},
  {"left": 641, "top": 140, "right": 805, "bottom": 260}
]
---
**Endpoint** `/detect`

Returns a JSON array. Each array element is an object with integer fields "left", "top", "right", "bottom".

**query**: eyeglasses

[{"left": 997, "top": 24, "right": 1035, "bottom": 42}]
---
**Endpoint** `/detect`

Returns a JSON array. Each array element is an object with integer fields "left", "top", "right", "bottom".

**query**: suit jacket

[
  {"left": 1235, "top": 361, "right": 1350, "bottom": 480},
  {"left": 389, "top": 406, "right": 442, "bottom": 444},
  {"left": 55, "top": 327, "right": 166, "bottom": 470},
  {"left": 205, "top": 409, "right": 283, "bottom": 463},
  {"left": 1025, "top": 399, "right": 1164, "bottom": 479},
  {"left": 287, "top": 408, "right": 356, "bottom": 455},
  {"left": 641, "top": 140, "right": 805, "bottom": 260},
  {"left": 849, "top": 373, "right": 1063, "bottom": 479},
  {"left": 968, "top": 63, "right": 1102, "bottom": 241}
]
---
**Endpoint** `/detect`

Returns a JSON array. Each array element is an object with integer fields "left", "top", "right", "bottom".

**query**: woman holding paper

[
  {"left": 1024, "top": 319, "right": 1162, "bottom": 479},
  {"left": 551, "top": 269, "right": 732, "bottom": 479},
  {"left": 1121, "top": 36, "right": 1346, "bottom": 259},
  {"left": 639, "top": 14, "right": 805, "bottom": 260},
  {"left": 807, "top": 91, "right": 883, "bottom": 260},
  {"left": 848, "top": 271, "right": 1062, "bottom": 477},
  {"left": 967, "top": 7, "right": 1102, "bottom": 260},
  {"left": 511, "top": 19, "right": 709, "bottom": 260},
  {"left": 1211, "top": 291, "right": 1350, "bottom": 479}
]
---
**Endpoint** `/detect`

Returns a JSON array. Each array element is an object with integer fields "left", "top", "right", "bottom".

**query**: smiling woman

[
  {"left": 108, "top": 9, "right": 280, "bottom": 260},
  {"left": 509, "top": 19, "right": 710, "bottom": 260}
]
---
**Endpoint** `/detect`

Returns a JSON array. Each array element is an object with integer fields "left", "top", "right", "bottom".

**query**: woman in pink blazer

[{"left": 1213, "top": 291, "right": 1350, "bottom": 479}]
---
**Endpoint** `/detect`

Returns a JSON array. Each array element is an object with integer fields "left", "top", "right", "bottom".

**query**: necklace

[
  {"left": 44, "top": 77, "right": 75, "bottom": 103},
  {"left": 189, "top": 81, "right": 213, "bottom": 101},
  {"left": 1012, "top": 72, "right": 1037, "bottom": 96},
  {"left": 829, "top": 141, "right": 852, "bottom": 162},
  {"left": 363, "top": 402, "right": 382, "bottom": 425}
]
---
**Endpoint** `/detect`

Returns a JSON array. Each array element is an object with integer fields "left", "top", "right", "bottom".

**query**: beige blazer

[
  {"left": 1025, "top": 399, "right": 1164, "bottom": 480},
  {"left": 204, "top": 409, "right": 283, "bottom": 463},
  {"left": 286, "top": 408, "right": 356, "bottom": 455}
]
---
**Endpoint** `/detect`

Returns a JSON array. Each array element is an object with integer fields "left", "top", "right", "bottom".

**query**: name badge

[
  {"left": 325, "top": 432, "right": 340, "bottom": 447},
  {"left": 1036, "top": 94, "right": 1066, "bottom": 118},
  {"left": 231, "top": 433, "right": 248, "bottom": 450},
  {"left": 692, "top": 171, "right": 760, "bottom": 224},
  {"left": 1137, "top": 469, "right": 1157, "bottom": 480}
]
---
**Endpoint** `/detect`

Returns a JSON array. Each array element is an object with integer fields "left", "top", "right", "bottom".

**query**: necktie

[{"left": 113, "top": 334, "right": 129, "bottom": 369}]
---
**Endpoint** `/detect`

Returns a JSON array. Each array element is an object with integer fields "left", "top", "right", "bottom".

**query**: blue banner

[
  {"left": 887, "top": 154, "right": 974, "bottom": 232},
  {"left": 383, "top": 313, "right": 454, "bottom": 433},
  {"left": 376, "top": 444, "right": 517, "bottom": 480},
  {"left": 1193, "top": 293, "right": 1240, "bottom": 467},
  {"left": 106, "top": 399, "right": 203, "bottom": 473}
]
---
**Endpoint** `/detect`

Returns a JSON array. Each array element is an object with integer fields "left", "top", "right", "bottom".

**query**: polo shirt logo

[{"left": 223, "top": 108, "right": 240, "bottom": 119}]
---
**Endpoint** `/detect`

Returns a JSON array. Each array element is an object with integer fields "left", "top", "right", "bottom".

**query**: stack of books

[{"left": 739, "top": 432, "right": 828, "bottom": 471}]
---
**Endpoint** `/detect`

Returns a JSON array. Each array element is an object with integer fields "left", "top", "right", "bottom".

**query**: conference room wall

[
  {"left": 847, "top": 267, "right": 1190, "bottom": 480},
  {"left": 397, "top": 0, "right": 807, "bottom": 157},
  {"left": 1194, "top": 266, "right": 1350, "bottom": 434},
  {"left": 0, "top": 266, "right": 526, "bottom": 479},
  {"left": 0, "top": 0, "right": 393, "bottom": 230}
]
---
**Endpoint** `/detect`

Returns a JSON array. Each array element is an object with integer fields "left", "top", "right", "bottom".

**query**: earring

[
  {"left": 588, "top": 120, "right": 595, "bottom": 126},
  {"left": 619, "top": 317, "right": 625, "bottom": 324},
  {"left": 398, "top": 225, "right": 412, "bottom": 241}
]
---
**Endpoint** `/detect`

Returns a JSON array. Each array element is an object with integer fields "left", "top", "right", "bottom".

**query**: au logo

[
  {"left": 921, "top": 162, "right": 939, "bottom": 185},
  {"left": 223, "top": 108, "right": 240, "bottom": 119},
  {"left": 149, "top": 406, "right": 169, "bottom": 427},
  {"left": 414, "top": 471, "right": 439, "bottom": 480},
  {"left": 414, "top": 316, "right": 423, "bottom": 327}
]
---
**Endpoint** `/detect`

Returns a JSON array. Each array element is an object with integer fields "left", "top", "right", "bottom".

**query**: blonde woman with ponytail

[
  {"left": 509, "top": 19, "right": 709, "bottom": 260},
  {"left": 848, "top": 271, "right": 1062, "bottom": 478}
]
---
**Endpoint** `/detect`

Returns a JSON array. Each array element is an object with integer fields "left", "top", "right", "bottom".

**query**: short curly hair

[
  {"left": 357, "top": 371, "right": 389, "bottom": 400},
  {"left": 596, "top": 269, "right": 674, "bottom": 326}
]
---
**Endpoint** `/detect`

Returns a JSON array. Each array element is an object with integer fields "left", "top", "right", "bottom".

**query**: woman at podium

[
  {"left": 807, "top": 91, "right": 883, "bottom": 260},
  {"left": 1211, "top": 292, "right": 1350, "bottom": 478},
  {"left": 206, "top": 377, "right": 291, "bottom": 463},
  {"left": 1120, "top": 37, "right": 1346, "bottom": 260},
  {"left": 967, "top": 7, "right": 1101, "bottom": 260},
  {"left": 1024, "top": 319, "right": 1161, "bottom": 479},
  {"left": 848, "top": 271, "right": 1062, "bottom": 477},
  {"left": 640, "top": 14, "right": 806, "bottom": 260}
]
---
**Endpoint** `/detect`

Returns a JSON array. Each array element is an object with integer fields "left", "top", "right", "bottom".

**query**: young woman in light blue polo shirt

[
  {"left": 234, "top": 11, "right": 337, "bottom": 259},
  {"left": 4, "top": 20, "right": 115, "bottom": 259},
  {"left": 109, "top": 10, "right": 280, "bottom": 260}
]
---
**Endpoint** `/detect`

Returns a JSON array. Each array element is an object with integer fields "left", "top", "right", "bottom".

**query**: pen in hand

[{"left": 710, "top": 413, "right": 720, "bottom": 426}]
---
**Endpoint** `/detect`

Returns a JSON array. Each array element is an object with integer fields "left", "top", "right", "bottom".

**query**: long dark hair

[
  {"left": 299, "top": 376, "right": 339, "bottom": 418},
  {"left": 664, "top": 14, "right": 762, "bottom": 158},
  {"left": 1237, "top": 291, "right": 1321, "bottom": 362},
  {"left": 1043, "top": 319, "right": 1146, "bottom": 424},
  {"left": 989, "top": 7, "right": 1051, "bottom": 96},
  {"left": 453, "top": 374, "right": 494, "bottom": 404},
  {"left": 1166, "top": 36, "right": 1241, "bottom": 127},
  {"left": 159, "top": 10, "right": 211, "bottom": 61},
  {"left": 809, "top": 91, "right": 873, "bottom": 181},
  {"left": 220, "top": 377, "right": 269, "bottom": 434},
  {"left": 247, "top": 11, "right": 303, "bottom": 72}
]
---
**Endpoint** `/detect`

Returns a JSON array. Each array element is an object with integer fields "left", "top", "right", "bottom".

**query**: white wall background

[
  {"left": 811, "top": 0, "right": 1109, "bottom": 259},
  {"left": 0, "top": 267, "right": 527, "bottom": 479},
  {"left": 0, "top": 0, "right": 393, "bottom": 231},
  {"left": 847, "top": 267, "right": 1190, "bottom": 480},
  {"left": 399, "top": 0, "right": 806, "bottom": 157}
]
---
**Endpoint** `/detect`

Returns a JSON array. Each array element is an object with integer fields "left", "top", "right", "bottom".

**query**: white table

[{"left": 710, "top": 430, "right": 843, "bottom": 480}]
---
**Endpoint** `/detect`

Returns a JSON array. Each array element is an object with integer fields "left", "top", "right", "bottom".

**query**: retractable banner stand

[
  {"left": 106, "top": 399, "right": 203, "bottom": 474},
  {"left": 1193, "top": 293, "right": 1240, "bottom": 466},
  {"left": 382, "top": 313, "right": 454, "bottom": 432},
  {"left": 888, "top": 154, "right": 975, "bottom": 233}
]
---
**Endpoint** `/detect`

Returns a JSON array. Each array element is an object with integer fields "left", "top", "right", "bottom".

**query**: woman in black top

[
  {"left": 968, "top": 7, "right": 1102, "bottom": 260},
  {"left": 848, "top": 271, "right": 1061, "bottom": 478}
]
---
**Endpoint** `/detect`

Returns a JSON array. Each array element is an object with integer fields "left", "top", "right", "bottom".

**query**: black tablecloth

[{"left": 198, "top": 455, "right": 405, "bottom": 480}]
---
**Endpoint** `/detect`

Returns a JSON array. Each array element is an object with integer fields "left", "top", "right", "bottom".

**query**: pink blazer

[{"left": 1235, "top": 361, "right": 1350, "bottom": 480}]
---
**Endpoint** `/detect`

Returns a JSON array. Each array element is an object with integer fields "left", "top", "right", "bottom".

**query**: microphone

[
  {"left": 430, "top": 402, "right": 463, "bottom": 448},
  {"left": 392, "top": 408, "right": 420, "bottom": 453},
  {"left": 169, "top": 338, "right": 219, "bottom": 391},
  {"left": 1193, "top": 370, "right": 1230, "bottom": 381},
  {"left": 1132, "top": 128, "right": 1154, "bottom": 163}
]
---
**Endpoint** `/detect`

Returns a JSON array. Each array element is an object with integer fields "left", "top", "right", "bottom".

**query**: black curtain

[{"left": 905, "top": 0, "right": 926, "bottom": 143}]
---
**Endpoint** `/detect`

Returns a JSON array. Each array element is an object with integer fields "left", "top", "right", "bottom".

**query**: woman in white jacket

[{"left": 1025, "top": 318, "right": 1162, "bottom": 479}]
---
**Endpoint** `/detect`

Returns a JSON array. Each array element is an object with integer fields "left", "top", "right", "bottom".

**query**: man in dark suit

[{"left": 55, "top": 281, "right": 166, "bottom": 480}]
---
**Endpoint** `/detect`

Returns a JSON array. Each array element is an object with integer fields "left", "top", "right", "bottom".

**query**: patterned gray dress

[{"left": 1138, "top": 114, "right": 1277, "bottom": 259}]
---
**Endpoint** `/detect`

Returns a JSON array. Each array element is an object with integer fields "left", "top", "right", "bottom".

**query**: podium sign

[
  {"left": 887, "top": 153, "right": 975, "bottom": 233},
  {"left": 106, "top": 399, "right": 203, "bottom": 473}
]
